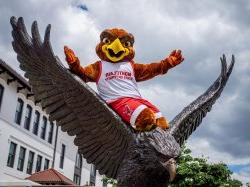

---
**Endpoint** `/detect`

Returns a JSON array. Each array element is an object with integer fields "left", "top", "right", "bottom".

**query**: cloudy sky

[{"left": 0, "top": 0, "right": 250, "bottom": 184}]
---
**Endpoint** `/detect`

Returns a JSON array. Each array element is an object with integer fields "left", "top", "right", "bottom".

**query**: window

[
  {"left": 0, "top": 84, "right": 4, "bottom": 110},
  {"left": 74, "top": 174, "right": 81, "bottom": 185},
  {"left": 7, "top": 142, "right": 17, "bottom": 168},
  {"left": 73, "top": 152, "right": 82, "bottom": 185},
  {"left": 17, "top": 146, "right": 26, "bottom": 171},
  {"left": 59, "top": 144, "right": 65, "bottom": 169},
  {"left": 32, "top": 111, "right": 40, "bottom": 135},
  {"left": 90, "top": 164, "right": 96, "bottom": 186},
  {"left": 44, "top": 159, "right": 50, "bottom": 170},
  {"left": 15, "top": 98, "right": 24, "bottom": 125},
  {"left": 26, "top": 151, "right": 34, "bottom": 174},
  {"left": 48, "top": 122, "right": 54, "bottom": 144},
  {"left": 24, "top": 105, "right": 32, "bottom": 130},
  {"left": 75, "top": 152, "right": 82, "bottom": 169},
  {"left": 40, "top": 116, "right": 47, "bottom": 140},
  {"left": 35, "top": 155, "right": 42, "bottom": 172},
  {"left": 90, "top": 164, "right": 96, "bottom": 177}
]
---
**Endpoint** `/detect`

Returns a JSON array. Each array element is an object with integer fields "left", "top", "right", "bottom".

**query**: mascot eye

[
  {"left": 102, "top": 37, "right": 110, "bottom": 44},
  {"left": 124, "top": 41, "right": 131, "bottom": 47}
]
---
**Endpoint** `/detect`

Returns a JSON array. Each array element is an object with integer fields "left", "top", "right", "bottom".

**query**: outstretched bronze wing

[
  {"left": 10, "top": 17, "right": 134, "bottom": 178},
  {"left": 169, "top": 55, "right": 234, "bottom": 146}
]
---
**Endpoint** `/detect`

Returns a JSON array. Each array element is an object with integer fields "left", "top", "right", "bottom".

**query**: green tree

[
  {"left": 170, "top": 146, "right": 242, "bottom": 187},
  {"left": 102, "top": 176, "right": 117, "bottom": 187}
]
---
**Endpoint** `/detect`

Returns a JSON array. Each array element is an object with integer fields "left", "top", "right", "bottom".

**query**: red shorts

[{"left": 108, "top": 97, "right": 162, "bottom": 128}]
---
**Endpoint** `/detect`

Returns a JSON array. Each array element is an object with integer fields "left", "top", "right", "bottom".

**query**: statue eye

[
  {"left": 124, "top": 41, "right": 131, "bottom": 47},
  {"left": 102, "top": 37, "right": 110, "bottom": 44}
]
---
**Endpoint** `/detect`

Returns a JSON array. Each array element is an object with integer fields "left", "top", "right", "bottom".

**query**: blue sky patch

[
  {"left": 77, "top": 4, "right": 88, "bottom": 12},
  {"left": 228, "top": 163, "right": 250, "bottom": 173}
]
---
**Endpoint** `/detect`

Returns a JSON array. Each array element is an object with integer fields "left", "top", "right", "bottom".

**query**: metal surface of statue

[{"left": 10, "top": 17, "right": 234, "bottom": 187}]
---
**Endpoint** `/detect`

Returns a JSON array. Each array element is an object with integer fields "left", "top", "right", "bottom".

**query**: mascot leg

[
  {"left": 109, "top": 97, "right": 169, "bottom": 131},
  {"left": 135, "top": 108, "right": 157, "bottom": 131}
]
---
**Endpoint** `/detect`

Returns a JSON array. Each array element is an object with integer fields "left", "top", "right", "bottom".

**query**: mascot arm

[
  {"left": 69, "top": 61, "right": 99, "bottom": 82},
  {"left": 64, "top": 46, "right": 100, "bottom": 82},
  {"left": 134, "top": 49, "right": 184, "bottom": 82},
  {"left": 133, "top": 59, "right": 173, "bottom": 82}
]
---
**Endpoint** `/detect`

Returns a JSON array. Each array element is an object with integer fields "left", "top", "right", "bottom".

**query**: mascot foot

[
  {"left": 135, "top": 108, "right": 156, "bottom": 131},
  {"left": 156, "top": 117, "right": 169, "bottom": 129},
  {"left": 163, "top": 158, "right": 176, "bottom": 182}
]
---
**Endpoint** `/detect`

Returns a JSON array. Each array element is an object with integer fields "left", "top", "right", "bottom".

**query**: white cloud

[
  {"left": 232, "top": 171, "right": 250, "bottom": 186},
  {"left": 139, "top": 83, "right": 197, "bottom": 119},
  {"left": 187, "top": 138, "right": 250, "bottom": 165},
  {"left": 53, "top": 4, "right": 100, "bottom": 64}
]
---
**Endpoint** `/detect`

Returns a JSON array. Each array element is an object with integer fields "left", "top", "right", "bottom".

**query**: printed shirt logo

[
  {"left": 123, "top": 104, "right": 133, "bottom": 117},
  {"left": 105, "top": 71, "right": 133, "bottom": 81}
]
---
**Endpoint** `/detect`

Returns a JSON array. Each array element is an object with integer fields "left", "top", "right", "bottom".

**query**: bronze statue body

[
  {"left": 117, "top": 131, "right": 180, "bottom": 186},
  {"left": 10, "top": 17, "right": 234, "bottom": 187}
]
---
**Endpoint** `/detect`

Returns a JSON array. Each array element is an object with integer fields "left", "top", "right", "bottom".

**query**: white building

[{"left": 0, "top": 59, "right": 105, "bottom": 187}]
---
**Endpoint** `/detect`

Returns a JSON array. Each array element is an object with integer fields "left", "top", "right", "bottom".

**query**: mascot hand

[
  {"left": 167, "top": 49, "right": 184, "bottom": 67},
  {"left": 64, "top": 46, "right": 79, "bottom": 65}
]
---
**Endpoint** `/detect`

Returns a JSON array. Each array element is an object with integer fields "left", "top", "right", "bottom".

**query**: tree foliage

[
  {"left": 102, "top": 176, "right": 117, "bottom": 187},
  {"left": 170, "top": 146, "right": 242, "bottom": 187}
]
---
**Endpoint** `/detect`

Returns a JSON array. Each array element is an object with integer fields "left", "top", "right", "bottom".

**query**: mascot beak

[
  {"left": 102, "top": 38, "right": 129, "bottom": 62},
  {"left": 108, "top": 38, "right": 125, "bottom": 55}
]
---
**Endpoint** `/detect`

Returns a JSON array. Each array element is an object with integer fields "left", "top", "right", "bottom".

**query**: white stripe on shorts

[
  {"left": 130, "top": 104, "right": 147, "bottom": 128},
  {"left": 155, "top": 112, "right": 162, "bottom": 119}
]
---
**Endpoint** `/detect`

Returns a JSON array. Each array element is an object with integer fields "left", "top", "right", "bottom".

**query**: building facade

[{"left": 0, "top": 60, "right": 105, "bottom": 186}]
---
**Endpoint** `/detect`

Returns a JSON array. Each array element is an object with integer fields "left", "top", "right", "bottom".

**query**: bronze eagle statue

[{"left": 10, "top": 17, "right": 234, "bottom": 187}]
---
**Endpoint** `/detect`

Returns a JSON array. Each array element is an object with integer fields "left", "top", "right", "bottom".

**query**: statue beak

[{"left": 163, "top": 158, "right": 176, "bottom": 182}]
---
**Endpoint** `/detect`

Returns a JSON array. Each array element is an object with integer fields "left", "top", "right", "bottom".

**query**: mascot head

[{"left": 96, "top": 28, "right": 135, "bottom": 63}]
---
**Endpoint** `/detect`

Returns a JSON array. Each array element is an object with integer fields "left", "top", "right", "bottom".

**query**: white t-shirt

[{"left": 96, "top": 61, "right": 141, "bottom": 102}]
